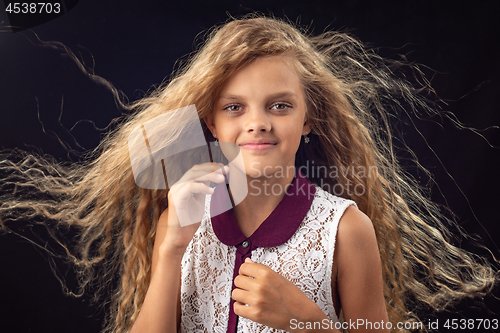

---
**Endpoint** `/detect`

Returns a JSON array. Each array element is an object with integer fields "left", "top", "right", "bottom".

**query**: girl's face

[{"left": 208, "top": 56, "right": 310, "bottom": 179}]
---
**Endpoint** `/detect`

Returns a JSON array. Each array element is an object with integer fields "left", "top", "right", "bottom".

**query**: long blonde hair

[{"left": 0, "top": 15, "right": 497, "bottom": 332}]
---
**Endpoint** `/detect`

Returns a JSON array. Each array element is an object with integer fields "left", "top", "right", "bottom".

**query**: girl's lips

[{"left": 239, "top": 143, "right": 277, "bottom": 151}]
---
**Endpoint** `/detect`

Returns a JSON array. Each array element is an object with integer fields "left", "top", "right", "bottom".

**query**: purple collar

[{"left": 210, "top": 170, "right": 316, "bottom": 248}]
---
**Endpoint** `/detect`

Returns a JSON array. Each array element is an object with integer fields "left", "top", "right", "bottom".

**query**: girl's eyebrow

[{"left": 219, "top": 91, "right": 298, "bottom": 100}]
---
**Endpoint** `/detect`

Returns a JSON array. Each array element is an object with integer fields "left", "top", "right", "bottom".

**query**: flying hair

[{"left": 0, "top": 14, "right": 498, "bottom": 333}]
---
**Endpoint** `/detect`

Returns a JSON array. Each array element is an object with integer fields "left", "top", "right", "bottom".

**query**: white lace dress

[{"left": 180, "top": 185, "right": 356, "bottom": 333}]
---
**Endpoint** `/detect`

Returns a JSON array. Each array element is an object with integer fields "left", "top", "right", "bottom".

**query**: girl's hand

[
  {"left": 232, "top": 258, "right": 330, "bottom": 332},
  {"left": 159, "top": 162, "right": 229, "bottom": 255}
]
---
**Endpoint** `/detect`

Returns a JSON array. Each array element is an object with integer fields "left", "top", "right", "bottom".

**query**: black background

[{"left": 0, "top": 0, "right": 499, "bottom": 332}]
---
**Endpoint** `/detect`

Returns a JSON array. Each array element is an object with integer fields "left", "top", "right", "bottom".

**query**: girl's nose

[{"left": 244, "top": 108, "right": 271, "bottom": 133}]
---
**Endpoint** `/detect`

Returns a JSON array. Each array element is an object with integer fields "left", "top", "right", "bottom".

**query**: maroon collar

[{"left": 210, "top": 170, "right": 316, "bottom": 248}]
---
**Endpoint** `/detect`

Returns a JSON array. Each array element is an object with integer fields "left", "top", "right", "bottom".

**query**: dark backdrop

[{"left": 0, "top": 0, "right": 499, "bottom": 332}]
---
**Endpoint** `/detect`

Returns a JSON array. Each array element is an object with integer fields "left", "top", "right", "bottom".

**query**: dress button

[{"left": 242, "top": 240, "right": 249, "bottom": 248}]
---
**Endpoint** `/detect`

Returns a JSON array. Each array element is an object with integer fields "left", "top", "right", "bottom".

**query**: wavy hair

[{"left": 0, "top": 15, "right": 497, "bottom": 332}]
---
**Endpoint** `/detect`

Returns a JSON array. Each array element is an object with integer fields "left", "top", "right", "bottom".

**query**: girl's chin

[
  {"left": 243, "top": 164, "right": 295, "bottom": 179},
  {"left": 228, "top": 159, "right": 296, "bottom": 179}
]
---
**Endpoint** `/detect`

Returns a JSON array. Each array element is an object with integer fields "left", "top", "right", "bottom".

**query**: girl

[{"left": 1, "top": 16, "right": 497, "bottom": 332}]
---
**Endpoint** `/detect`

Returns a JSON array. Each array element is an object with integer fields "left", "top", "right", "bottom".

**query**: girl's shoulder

[
  {"left": 310, "top": 186, "right": 375, "bottom": 245},
  {"left": 310, "top": 185, "right": 358, "bottom": 216}
]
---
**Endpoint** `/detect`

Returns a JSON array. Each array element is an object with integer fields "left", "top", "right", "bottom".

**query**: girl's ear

[
  {"left": 302, "top": 116, "right": 312, "bottom": 135},
  {"left": 204, "top": 115, "right": 216, "bottom": 137}
]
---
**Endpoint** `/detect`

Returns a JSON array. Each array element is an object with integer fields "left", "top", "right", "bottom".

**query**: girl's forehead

[{"left": 218, "top": 56, "right": 303, "bottom": 95}]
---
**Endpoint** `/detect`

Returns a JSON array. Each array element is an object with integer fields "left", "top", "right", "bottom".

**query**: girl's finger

[
  {"left": 188, "top": 162, "right": 226, "bottom": 175},
  {"left": 231, "top": 287, "right": 251, "bottom": 305},
  {"left": 183, "top": 181, "right": 215, "bottom": 196},
  {"left": 238, "top": 261, "right": 260, "bottom": 279},
  {"left": 234, "top": 274, "right": 254, "bottom": 291},
  {"left": 178, "top": 164, "right": 229, "bottom": 183},
  {"left": 173, "top": 181, "right": 214, "bottom": 201},
  {"left": 192, "top": 169, "right": 228, "bottom": 184},
  {"left": 233, "top": 301, "right": 251, "bottom": 318}
]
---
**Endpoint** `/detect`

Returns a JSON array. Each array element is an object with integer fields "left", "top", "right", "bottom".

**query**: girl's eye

[
  {"left": 223, "top": 104, "right": 243, "bottom": 113},
  {"left": 270, "top": 103, "right": 292, "bottom": 111}
]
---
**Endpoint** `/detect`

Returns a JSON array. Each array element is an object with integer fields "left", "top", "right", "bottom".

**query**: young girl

[{"left": 1, "top": 16, "right": 497, "bottom": 333}]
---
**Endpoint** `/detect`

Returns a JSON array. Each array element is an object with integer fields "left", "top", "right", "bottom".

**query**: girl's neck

[{"left": 228, "top": 167, "right": 295, "bottom": 237}]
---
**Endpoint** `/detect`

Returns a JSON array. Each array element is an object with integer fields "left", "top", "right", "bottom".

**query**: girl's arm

[
  {"left": 335, "top": 205, "right": 390, "bottom": 332},
  {"left": 130, "top": 207, "right": 183, "bottom": 333},
  {"left": 131, "top": 163, "right": 228, "bottom": 332}
]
